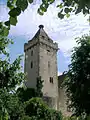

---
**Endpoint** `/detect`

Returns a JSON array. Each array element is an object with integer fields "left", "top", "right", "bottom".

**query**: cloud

[
  {"left": 58, "top": 71, "right": 63, "bottom": 76},
  {"left": 0, "top": 4, "right": 90, "bottom": 57},
  {"left": 0, "top": 5, "right": 9, "bottom": 22},
  {"left": 0, "top": 2, "right": 90, "bottom": 73}
]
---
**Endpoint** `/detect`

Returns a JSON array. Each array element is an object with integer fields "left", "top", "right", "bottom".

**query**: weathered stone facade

[
  {"left": 24, "top": 25, "right": 71, "bottom": 116},
  {"left": 58, "top": 74, "right": 72, "bottom": 116}
]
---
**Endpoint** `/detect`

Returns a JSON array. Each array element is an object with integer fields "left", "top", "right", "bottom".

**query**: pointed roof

[
  {"left": 25, "top": 25, "right": 58, "bottom": 51},
  {"left": 33, "top": 25, "right": 52, "bottom": 41}
]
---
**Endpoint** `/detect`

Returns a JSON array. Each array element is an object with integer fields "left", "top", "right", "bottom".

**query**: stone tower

[{"left": 24, "top": 25, "right": 58, "bottom": 109}]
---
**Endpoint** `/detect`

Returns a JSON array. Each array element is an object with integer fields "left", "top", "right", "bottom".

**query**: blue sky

[{"left": 0, "top": 0, "right": 90, "bottom": 75}]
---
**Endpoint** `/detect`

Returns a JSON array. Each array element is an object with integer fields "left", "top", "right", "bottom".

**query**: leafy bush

[
  {"left": 24, "top": 97, "right": 63, "bottom": 120},
  {"left": 64, "top": 34, "right": 90, "bottom": 117}
]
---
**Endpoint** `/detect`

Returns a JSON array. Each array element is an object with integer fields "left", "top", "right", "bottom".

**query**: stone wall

[
  {"left": 24, "top": 41, "right": 39, "bottom": 88},
  {"left": 58, "top": 74, "right": 72, "bottom": 116},
  {"left": 39, "top": 42, "right": 58, "bottom": 98},
  {"left": 43, "top": 96, "right": 56, "bottom": 109}
]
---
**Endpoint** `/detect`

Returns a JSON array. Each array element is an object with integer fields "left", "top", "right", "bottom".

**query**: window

[
  {"left": 31, "top": 61, "right": 33, "bottom": 68},
  {"left": 47, "top": 49, "right": 50, "bottom": 52},
  {"left": 31, "top": 50, "right": 33, "bottom": 56},
  {"left": 48, "top": 61, "right": 50, "bottom": 68},
  {"left": 50, "top": 77, "right": 53, "bottom": 83},
  {"left": 42, "top": 35, "right": 44, "bottom": 39}
]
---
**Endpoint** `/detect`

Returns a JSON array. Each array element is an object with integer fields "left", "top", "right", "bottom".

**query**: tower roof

[
  {"left": 33, "top": 25, "right": 51, "bottom": 41},
  {"left": 25, "top": 25, "right": 58, "bottom": 51}
]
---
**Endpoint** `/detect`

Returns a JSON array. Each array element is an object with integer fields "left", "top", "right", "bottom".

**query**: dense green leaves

[
  {"left": 64, "top": 34, "right": 90, "bottom": 118},
  {"left": 16, "top": 0, "right": 28, "bottom": 12},
  {"left": 0, "top": 55, "right": 25, "bottom": 91},
  {"left": 40, "top": 4, "right": 47, "bottom": 12},
  {"left": 17, "top": 76, "right": 44, "bottom": 102},
  {"left": 36, "top": 76, "right": 43, "bottom": 97},
  {"left": 64, "top": 8, "right": 72, "bottom": 14},
  {"left": 0, "top": 24, "right": 9, "bottom": 37},
  {"left": 28, "top": 0, "right": 33, "bottom": 4},
  {"left": 1, "top": 0, "right": 89, "bottom": 38},
  {"left": 24, "top": 97, "right": 63, "bottom": 120},
  {"left": 4, "top": 21, "right": 10, "bottom": 27},
  {"left": 9, "top": 16, "right": 17, "bottom": 26},
  {"left": 0, "top": 23, "right": 12, "bottom": 56},
  {"left": 17, "top": 87, "right": 36, "bottom": 102},
  {"left": 7, "top": 0, "right": 15, "bottom": 10},
  {"left": 9, "top": 7, "right": 21, "bottom": 17},
  {"left": 0, "top": 89, "right": 25, "bottom": 120},
  {"left": 0, "top": 25, "right": 25, "bottom": 119},
  {"left": 58, "top": 12, "right": 64, "bottom": 19}
]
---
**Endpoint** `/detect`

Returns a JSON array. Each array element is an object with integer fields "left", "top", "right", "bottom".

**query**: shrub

[{"left": 24, "top": 97, "right": 63, "bottom": 120}]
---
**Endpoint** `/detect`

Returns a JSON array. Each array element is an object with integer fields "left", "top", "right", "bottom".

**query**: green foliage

[
  {"left": 63, "top": 116, "right": 83, "bottom": 120},
  {"left": 17, "top": 76, "right": 44, "bottom": 102},
  {"left": 24, "top": 98, "right": 48, "bottom": 118},
  {"left": 6, "top": 94, "right": 24, "bottom": 120},
  {"left": 38, "top": 0, "right": 90, "bottom": 19},
  {"left": 6, "top": 0, "right": 33, "bottom": 27},
  {"left": 0, "top": 0, "right": 89, "bottom": 40},
  {"left": 28, "top": 0, "right": 33, "bottom": 4},
  {"left": 57, "top": 0, "right": 90, "bottom": 19},
  {"left": 9, "top": 16, "right": 17, "bottom": 26},
  {"left": 17, "top": 87, "right": 36, "bottom": 102},
  {"left": 58, "top": 12, "right": 64, "bottom": 19},
  {"left": 0, "top": 22, "right": 11, "bottom": 56},
  {"left": 49, "top": 108, "right": 63, "bottom": 120},
  {"left": 0, "top": 88, "right": 25, "bottom": 120},
  {"left": 64, "top": 34, "right": 90, "bottom": 117},
  {"left": 21, "top": 115, "right": 31, "bottom": 120},
  {"left": 0, "top": 55, "right": 25, "bottom": 92},
  {"left": 4, "top": 0, "right": 90, "bottom": 32},
  {"left": 36, "top": 76, "right": 44, "bottom": 97},
  {"left": 24, "top": 97, "right": 63, "bottom": 120},
  {"left": 9, "top": 7, "right": 21, "bottom": 17},
  {"left": 16, "top": 0, "right": 28, "bottom": 12},
  {"left": 0, "top": 23, "right": 25, "bottom": 119}
]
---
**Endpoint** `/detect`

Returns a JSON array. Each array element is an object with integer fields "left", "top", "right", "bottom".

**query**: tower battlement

[{"left": 24, "top": 25, "right": 58, "bottom": 52}]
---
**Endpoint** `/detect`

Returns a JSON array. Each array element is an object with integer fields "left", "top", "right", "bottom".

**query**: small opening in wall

[
  {"left": 50, "top": 77, "right": 53, "bottom": 83},
  {"left": 48, "top": 61, "right": 50, "bottom": 68},
  {"left": 47, "top": 49, "right": 50, "bottom": 52},
  {"left": 42, "top": 36, "right": 44, "bottom": 39},
  {"left": 31, "top": 61, "right": 33, "bottom": 68},
  {"left": 31, "top": 50, "right": 33, "bottom": 56}
]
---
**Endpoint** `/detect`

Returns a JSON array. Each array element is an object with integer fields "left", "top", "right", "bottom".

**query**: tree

[
  {"left": 23, "top": 97, "right": 63, "bottom": 120},
  {"left": 36, "top": 76, "right": 44, "bottom": 97},
  {"left": 38, "top": 0, "right": 90, "bottom": 19},
  {"left": 6, "top": 0, "right": 90, "bottom": 26},
  {"left": 17, "top": 87, "right": 36, "bottom": 102},
  {"left": 0, "top": 25, "right": 25, "bottom": 119},
  {"left": 64, "top": 34, "right": 90, "bottom": 118},
  {"left": 17, "top": 76, "right": 43, "bottom": 103}
]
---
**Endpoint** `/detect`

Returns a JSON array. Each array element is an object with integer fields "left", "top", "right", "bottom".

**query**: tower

[{"left": 24, "top": 25, "right": 58, "bottom": 109}]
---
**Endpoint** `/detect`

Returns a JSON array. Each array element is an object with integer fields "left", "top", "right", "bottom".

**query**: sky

[{"left": 0, "top": 0, "right": 90, "bottom": 75}]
